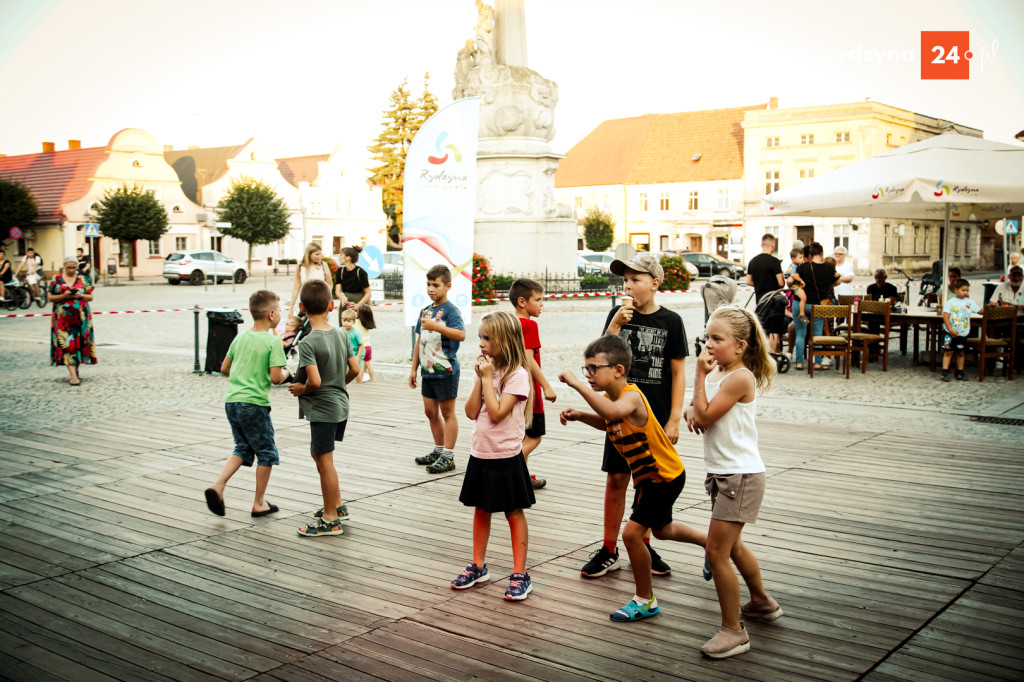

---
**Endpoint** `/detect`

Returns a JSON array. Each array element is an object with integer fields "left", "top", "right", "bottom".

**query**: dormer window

[
  {"left": 171, "top": 205, "right": 183, "bottom": 214},
  {"left": 132, "top": 159, "right": 143, "bottom": 168}
]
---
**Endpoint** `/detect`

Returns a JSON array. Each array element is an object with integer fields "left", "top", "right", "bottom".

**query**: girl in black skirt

[{"left": 450, "top": 311, "right": 536, "bottom": 601}]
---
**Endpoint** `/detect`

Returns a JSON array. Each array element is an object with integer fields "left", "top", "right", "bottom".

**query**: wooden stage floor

[{"left": 1, "top": 380, "right": 1021, "bottom": 681}]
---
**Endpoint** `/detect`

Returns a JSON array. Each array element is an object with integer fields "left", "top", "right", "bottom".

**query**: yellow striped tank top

[{"left": 605, "top": 384, "right": 684, "bottom": 484}]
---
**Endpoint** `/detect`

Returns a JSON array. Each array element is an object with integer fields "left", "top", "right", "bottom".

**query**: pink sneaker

[
  {"left": 700, "top": 625, "right": 750, "bottom": 659},
  {"left": 741, "top": 594, "right": 783, "bottom": 622}
]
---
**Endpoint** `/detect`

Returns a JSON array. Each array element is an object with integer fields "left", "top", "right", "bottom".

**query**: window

[
  {"left": 764, "top": 171, "right": 780, "bottom": 195},
  {"left": 638, "top": 193, "right": 648, "bottom": 211},
  {"left": 148, "top": 239, "right": 160, "bottom": 256},
  {"left": 834, "top": 225, "right": 850, "bottom": 250},
  {"left": 913, "top": 225, "right": 921, "bottom": 253},
  {"left": 799, "top": 169, "right": 814, "bottom": 180},
  {"left": 132, "top": 159, "right": 143, "bottom": 168},
  {"left": 883, "top": 224, "right": 890, "bottom": 255},
  {"left": 835, "top": 132, "right": 850, "bottom": 143},
  {"left": 954, "top": 227, "right": 962, "bottom": 256},
  {"left": 175, "top": 236, "right": 188, "bottom": 251},
  {"left": 766, "top": 137, "right": 779, "bottom": 148},
  {"left": 659, "top": 192, "right": 670, "bottom": 211},
  {"left": 964, "top": 227, "right": 971, "bottom": 257},
  {"left": 602, "top": 194, "right": 612, "bottom": 210},
  {"left": 800, "top": 134, "right": 814, "bottom": 145},
  {"left": 717, "top": 188, "right": 730, "bottom": 211},
  {"left": 144, "top": 187, "right": 160, "bottom": 200},
  {"left": 171, "top": 204, "right": 183, "bottom": 214},
  {"left": 765, "top": 226, "right": 779, "bottom": 254},
  {"left": 687, "top": 191, "right": 699, "bottom": 211},
  {"left": 886, "top": 133, "right": 893, "bottom": 145},
  {"left": 659, "top": 235, "right": 669, "bottom": 250},
  {"left": 574, "top": 196, "right": 582, "bottom": 211}
]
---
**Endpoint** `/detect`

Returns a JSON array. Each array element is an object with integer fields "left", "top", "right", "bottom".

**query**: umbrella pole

[{"left": 940, "top": 203, "right": 950, "bottom": 310}]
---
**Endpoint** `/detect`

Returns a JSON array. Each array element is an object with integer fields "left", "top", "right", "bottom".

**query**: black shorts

[
  {"left": 421, "top": 371, "right": 460, "bottom": 401},
  {"left": 630, "top": 472, "right": 686, "bottom": 531},
  {"left": 525, "top": 412, "right": 545, "bottom": 439},
  {"left": 601, "top": 435, "right": 631, "bottom": 474},
  {"left": 766, "top": 315, "right": 788, "bottom": 336},
  {"left": 942, "top": 334, "right": 967, "bottom": 353},
  {"left": 310, "top": 420, "right": 347, "bottom": 454}
]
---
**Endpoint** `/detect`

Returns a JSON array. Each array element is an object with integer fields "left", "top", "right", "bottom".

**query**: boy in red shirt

[{"left": 509, "top": 278, "right": 557, "bottom": 489}]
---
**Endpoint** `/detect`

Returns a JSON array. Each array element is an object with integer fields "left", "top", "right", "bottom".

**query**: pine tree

[
  {"left": 93, "top": 184, "right": 169, "bottom": 281},
  {"left": 367, "top": 74, "right": 439, "bottom": 249}
]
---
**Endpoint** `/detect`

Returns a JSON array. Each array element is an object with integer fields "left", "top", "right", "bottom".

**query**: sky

[{"left": 0, "top": 0, "right": 1021, "bottom": 168}]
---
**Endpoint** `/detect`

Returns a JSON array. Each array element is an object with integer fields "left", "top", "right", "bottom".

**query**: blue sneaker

[
  {"left": 504, "top": 573, "right": 533, "bottom": 601},
  {"left": 703, "top": 556, "right": 713, "bottom": 581},
  {"left": 451, "top": 563, "right": 489, "bottom": 590},
  {"left": 610, "top": 597, "right": 659, "bottom": 622}
]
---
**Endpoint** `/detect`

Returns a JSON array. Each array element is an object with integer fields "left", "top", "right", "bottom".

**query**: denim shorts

[
  {"left": 421, "top": 370, "right": 460, "bottom": 401},
  {"left": 225, "top": 402, "right": 279, "bottom": 467},
  {"left": 310, "top": 420, "right": 347, "bottom": 454}
]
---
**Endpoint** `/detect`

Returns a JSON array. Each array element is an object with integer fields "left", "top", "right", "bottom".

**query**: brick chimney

[
  {"left": 42, "top": 142, "right": 55, "bottom": 152},
  {"left": 68, "top": 140, "right": 81, "bottom": 150},
  {"left": 769, "top": 97, "right": 779, "bottom": 109}
]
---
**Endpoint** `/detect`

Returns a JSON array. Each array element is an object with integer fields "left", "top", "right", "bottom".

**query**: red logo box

[{"left": 921, "top": 31, "right": 970, "bottom": 80}]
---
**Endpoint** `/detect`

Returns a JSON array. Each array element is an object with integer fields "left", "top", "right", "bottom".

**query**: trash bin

[
  {"left": 983, "top": 282, "right": 999, "bottom": 306},
  {"left": 205, "top": 309, "right": 244, "bottom": 373}
]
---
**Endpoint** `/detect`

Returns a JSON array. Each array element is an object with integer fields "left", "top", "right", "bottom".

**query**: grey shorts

[{"left": 705, "top": 473, "right": 765, "bottom": 524}]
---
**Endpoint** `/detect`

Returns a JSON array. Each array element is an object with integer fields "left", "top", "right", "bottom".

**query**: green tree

[
  {"left": 214, "top": 176, "right": 291, "bottom": 274},
  {"left": 582, "top": 207, "right": 615, "bottom": 252},
  {"left": 368, "top": 73, "right": 439, "bottom": 249},
  {"left": 93, "top": 184, "right": 168, "bottom": 281},
  {"left": 0, "top": 179, "right": 39, "bottom": 248}
]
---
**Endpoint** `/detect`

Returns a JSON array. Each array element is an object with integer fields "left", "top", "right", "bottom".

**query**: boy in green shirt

[
  {"left": 205, "top": 290, "right": 287, "bottom": 517},
  {"left": 289, "top": 279, "right": 362, "bottom": 537}
]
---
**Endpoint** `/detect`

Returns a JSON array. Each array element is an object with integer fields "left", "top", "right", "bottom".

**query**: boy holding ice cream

[{"left": 579, "top": 253, "right": 690, "bottom": 579}]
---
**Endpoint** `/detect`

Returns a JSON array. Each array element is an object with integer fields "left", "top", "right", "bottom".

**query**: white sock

[
  {"left": 442, "top": 448, "right": 454, "bottom": 460},
  {"left": 433, "top": 445, "right": 444, "bottom": 454},
  {"left": 633, "top": 594, "right": 657, "bottom": 609}
]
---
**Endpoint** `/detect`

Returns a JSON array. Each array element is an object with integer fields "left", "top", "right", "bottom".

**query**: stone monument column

[{"left": 455, "top": 0, "right": 576, "bottom": 277}]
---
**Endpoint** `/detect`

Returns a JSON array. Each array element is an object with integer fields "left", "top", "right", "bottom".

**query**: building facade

[{"left": 741, "top": 101, "right": 985, "bottom": 273}]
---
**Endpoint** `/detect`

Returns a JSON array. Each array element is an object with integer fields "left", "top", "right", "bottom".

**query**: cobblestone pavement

[{"left": 1, "top": 275, "right": 1021, "bottom": 444}]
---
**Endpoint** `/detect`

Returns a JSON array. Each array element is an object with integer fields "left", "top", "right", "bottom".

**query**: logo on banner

[
  {"left": 934, "top": 180, "right": 950, "bottom": 197},
  {"left": 427, "top": 131, "right": 462, "bottom": 165}
]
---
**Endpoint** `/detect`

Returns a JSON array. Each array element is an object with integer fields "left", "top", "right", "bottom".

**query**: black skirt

[{"left": 459, "top": 452, "right": 536, "bottom": 513}]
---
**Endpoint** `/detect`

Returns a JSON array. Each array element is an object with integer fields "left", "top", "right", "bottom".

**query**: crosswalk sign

[
  {"left": 1007, "top": 219, "right": 1019, "bottom": 235},
  {"left": 84, "top": 223, "right": 100, "bottom": 238}
]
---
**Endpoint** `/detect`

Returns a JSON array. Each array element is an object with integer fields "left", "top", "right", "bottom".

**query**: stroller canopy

[{"left": 702, "top": 275, "right": 737, "bottom": 316}]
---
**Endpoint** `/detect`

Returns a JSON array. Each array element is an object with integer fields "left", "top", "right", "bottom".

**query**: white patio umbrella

[{"left": 762, "top": 131, "right": 1024, "bottom": 305}]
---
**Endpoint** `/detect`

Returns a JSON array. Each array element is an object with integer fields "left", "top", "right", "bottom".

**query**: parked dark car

[{"left": 679, "top": 251, "right": 746, "bottom": 280}]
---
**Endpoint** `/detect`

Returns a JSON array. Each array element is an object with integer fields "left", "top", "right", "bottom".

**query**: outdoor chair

[
  {"left": 809, "top": 304, "right": 852, "bottom": 379},
  {"left": 851, "top": 299, "right": 890, "bottom": 372},
  {"left": 966, "top": 305, "right": 1017, "bottom": 382},
  {"left": 835, "top": 295, "right": 857, "bottom": 334}
]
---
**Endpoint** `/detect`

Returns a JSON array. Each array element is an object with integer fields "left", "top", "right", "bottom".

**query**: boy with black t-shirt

[{"left": 580, "top": 253, "right": 688, "bottom": 580}]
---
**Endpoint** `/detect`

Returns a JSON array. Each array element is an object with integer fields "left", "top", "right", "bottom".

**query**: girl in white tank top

[{"left": 683, "top": 305, "right": 782, "bottom": 660}]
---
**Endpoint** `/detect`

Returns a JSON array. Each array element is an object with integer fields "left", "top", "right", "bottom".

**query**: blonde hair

[
  {"left": 285, "top": 315, "right": 302, "bottom": 330},
  {"left": 340, "top": 308, "right": 358, "bottom": 321},
  {"left": 300, "top": 242, "right": 323, "bottom": 269},
  {"left": 708, "top": 305, "right": 775, "bottom": 394},
  {"left": 479, "top": 310, "right": 534, "bottom": 424}
]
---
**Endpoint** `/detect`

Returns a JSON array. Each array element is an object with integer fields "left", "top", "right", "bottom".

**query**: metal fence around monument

[{"left": 379, "top": 271, "right": 623, "bottom": 300}]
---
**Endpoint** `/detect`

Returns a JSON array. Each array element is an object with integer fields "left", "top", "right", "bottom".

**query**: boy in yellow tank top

[{"left": 559, "top": 336, "right": 707, "bottom": 622}]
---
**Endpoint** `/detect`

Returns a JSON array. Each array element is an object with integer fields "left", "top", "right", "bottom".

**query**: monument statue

[
  {"left": 454, "top": 0, "right": 575, "bottom": 276},
  {"left": 454, "top": 0, "right": 559, "bottom": 141}
]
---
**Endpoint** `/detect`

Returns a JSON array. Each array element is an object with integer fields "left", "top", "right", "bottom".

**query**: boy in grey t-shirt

[{"left": 289, "top": 279, "right": 361, "bottom": 537}]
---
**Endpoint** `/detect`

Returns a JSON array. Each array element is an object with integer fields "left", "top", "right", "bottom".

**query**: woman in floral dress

[{"left": 50, "top": 255, "right": 97, "bottom": 385}]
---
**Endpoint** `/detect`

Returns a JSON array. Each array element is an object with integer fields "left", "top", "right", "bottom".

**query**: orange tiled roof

[
  {"left": 0, "top": 147, "right": 107, "bottom": 224},
  {"left": 555, "top": 103, "right": 770, "bottom": 188},
  {"left": 276, "top": 154, "right": 331, "bottom": 188}
]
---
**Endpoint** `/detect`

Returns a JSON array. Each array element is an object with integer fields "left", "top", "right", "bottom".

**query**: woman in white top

[{"left": 288, "top": 243, "right": 333, "bottom": 313}]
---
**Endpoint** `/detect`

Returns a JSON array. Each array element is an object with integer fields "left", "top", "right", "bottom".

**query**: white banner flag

[{"left": 402, "top": 97, "right": 480, "bottom": 326}]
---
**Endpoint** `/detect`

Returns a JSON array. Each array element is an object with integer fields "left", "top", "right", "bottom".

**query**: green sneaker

[
  {"left": 426, "top": 456, "right": 455, "bottom": 474},
  {"left": 416, "top": 450, "right": 442, "bottom": 465},
  {"left": 315, "top": 504, "right": 350, "bottom": 520}
]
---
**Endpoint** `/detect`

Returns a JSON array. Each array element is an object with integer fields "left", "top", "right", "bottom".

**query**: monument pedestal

[{"left": 475, "top": 137, "right": 576, "bottom": 275}]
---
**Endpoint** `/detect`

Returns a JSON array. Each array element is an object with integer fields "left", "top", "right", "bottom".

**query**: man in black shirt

[
  {"left": 866, "top": 268, "right": 899, "bottom": 303},
  {"left": 746, "top": 234, "right": 784, "bottom": 351}
]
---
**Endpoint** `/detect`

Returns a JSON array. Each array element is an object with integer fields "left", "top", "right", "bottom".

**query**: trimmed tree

[
  {"left": 214, "top": 176, "right": 291, "bottom": 274},
  {"left": 368, "top": 73, "right": 440, "bottom": 249},
  {"left": 0, "top": 179, "right": 39, "bottom": 248},
  {"left": 93, "top": 184, "right": 168, "bottom": 281},
  {"left": 582, "top": 207, "right": 615, "bottom": 252}
]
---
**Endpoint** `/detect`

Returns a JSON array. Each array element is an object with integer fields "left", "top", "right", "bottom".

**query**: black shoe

[
  {"left": 581, "top": 546, "right": 620, "bottom": 578},
  {"left": 955, "top": 371, "right": 966, "bottom": 381},
  {"left": 416, "top": 450, "right": 441, "bottom": 465},
  {"left": 647, "top": 544, "right": 671, "bottom": 576},
  {"left": 426, "top": 456, "right": 454, "bottom": 474},
  {"left": 941, "top": 371, "right": 950, "bottom": 382}
]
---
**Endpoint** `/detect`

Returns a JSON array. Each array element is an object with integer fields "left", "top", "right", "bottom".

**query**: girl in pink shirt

[{"left": 451, "top": 311, "right": 536, "bottom": 601}]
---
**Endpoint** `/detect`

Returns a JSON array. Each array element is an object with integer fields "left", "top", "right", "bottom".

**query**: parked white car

[
  {"left": 579, "top": 251, "right": 614, "bottom": 271},
  {"left": 380, "top": 251, "right": 404, "bottom": 276},
  {"left": 164, "top": 250, "right": 248, "bottom": 285}
]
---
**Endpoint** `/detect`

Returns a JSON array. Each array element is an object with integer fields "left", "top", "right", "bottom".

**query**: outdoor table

[{"left": 867, "top": 305, "right": 994, "bottom": 371}]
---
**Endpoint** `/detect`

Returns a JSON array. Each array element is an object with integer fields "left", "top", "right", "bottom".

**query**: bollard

[{"left": 193, "top": 304, "right": 201, "bottom": 373}]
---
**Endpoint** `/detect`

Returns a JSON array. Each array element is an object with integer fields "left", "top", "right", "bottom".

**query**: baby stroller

[
  {"left": 694, "top": 275, "right": 738, "bottom": 356},
  {"left": 283, "top": 312, "right": 312, "bottom": 382},
  {"left": 753, "top": 289, "right": 791, "bottom": 374}
]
